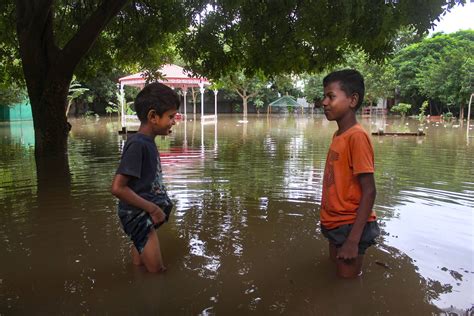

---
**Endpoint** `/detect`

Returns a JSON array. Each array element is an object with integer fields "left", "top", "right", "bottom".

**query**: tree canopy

[
  {"left": 392, "top": 30, "right": 474, "bottom": 114},
  {"left": 0, "top": 1, "right": 202, "bottom": 84},
  {"left": 179, "top": 0, "right": 463, "bottom": 78}
]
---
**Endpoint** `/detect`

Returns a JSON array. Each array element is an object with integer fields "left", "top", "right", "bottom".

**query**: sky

[{"left": 430, "top": 2, "right": 474, "bottom": 33}]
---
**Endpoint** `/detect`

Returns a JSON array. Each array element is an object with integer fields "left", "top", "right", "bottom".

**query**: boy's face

[
  {"left": 149, "top": 108, "right": 178, "bottom": 135},
  {"left": 322, "top": 81, "right": 358, "bottom": 121}
]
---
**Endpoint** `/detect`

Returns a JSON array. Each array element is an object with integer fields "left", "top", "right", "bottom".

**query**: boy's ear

[
  {"left": 350, "top": 93, "right": 360, "bottom": 109},
  {"left": 147, "top": 109, "right": 157, "bottom": 122}
]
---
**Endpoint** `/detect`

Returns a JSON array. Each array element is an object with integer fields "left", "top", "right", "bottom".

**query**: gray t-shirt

[{"left": 116, "top": 133, "right": 168, "bottom": 210}]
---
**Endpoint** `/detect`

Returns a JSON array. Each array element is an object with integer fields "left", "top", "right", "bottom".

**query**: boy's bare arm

[
  {"left": 111, "top": 174, "right": 166, "bottom": 224},
  {"left": 337, "top": 173, "right": 376, "bottom": 260}
]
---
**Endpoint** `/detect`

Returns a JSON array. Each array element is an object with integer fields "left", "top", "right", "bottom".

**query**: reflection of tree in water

[
  {"left": 0, "top": 144, "right": 37, "bottom": 201},
  {"left": 202, "top": 118, "right": 325, "bottom": 202},
  {"left": 376, "top": 243, "right": 453, "bottom": 308},
  {"left": 0, "top": 141, "right": 37, "bottom": 261},
  {"left": 425, "top": 279, "right": 453, "bottom": 301},
  {"left": 67, "top": 122, "right": 124, "bottom": 192}
]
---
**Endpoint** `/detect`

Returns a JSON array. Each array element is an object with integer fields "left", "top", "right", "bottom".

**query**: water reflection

[{"left": 0, "top": 115, "right": 472, "bottom": 314}]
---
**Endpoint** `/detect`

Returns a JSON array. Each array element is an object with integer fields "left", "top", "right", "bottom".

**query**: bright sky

[{"left": 430, "top": 2, "right": 474, "bottom": 33}]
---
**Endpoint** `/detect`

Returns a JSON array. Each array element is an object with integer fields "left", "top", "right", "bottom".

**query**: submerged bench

[
  {"left": 372, "top": 129, "right": 425, "bottom": 136},
  {"left": 118, "top": 127, "right": 138, "bottom": 135}
]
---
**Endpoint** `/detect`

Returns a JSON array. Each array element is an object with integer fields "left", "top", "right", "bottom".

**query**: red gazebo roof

[{"left": 118, "top": 64, "right": 210, "bottom": 89}]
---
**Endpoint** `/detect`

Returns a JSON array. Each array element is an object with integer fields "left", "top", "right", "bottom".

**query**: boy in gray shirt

[{"left": 111, "top": 82, "right": 180, "bottom": 273}]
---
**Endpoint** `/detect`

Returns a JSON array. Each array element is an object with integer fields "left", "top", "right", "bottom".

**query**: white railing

[{"left": 121, "top": 114, "right": 140, "bottom": 129}]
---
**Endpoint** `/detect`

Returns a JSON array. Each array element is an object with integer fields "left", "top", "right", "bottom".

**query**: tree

[
  {"left": 391, "top": 102, "right": 412, "bottom": 117},
  {"left": 219, "top": 70, "right": 267, "bottom": 117},
  {"left": 0, "top": 1, "right": 199, "bottom": 158},
  {"left": 416, "top": 35, "right": 474, "bottom": 119},
  {"left": 83, "top": 70, "right": 137, "bottom": 116},
  {"left": 302, "top": 73, "right": 326, "bottom": 107},
  {"left": 270, "top": 74, "right": 302, "bottom": 98},
  {"left": 391, "top": 26, "right": 427, "bottom": 53},
  {"left": 392, "top": 30, "right": 474, "bottom": 115},
  {"left": 190, "top": 87, "right": 199, "bottom": 115},
  {"left": 303, "top": 49, "right": 398, "bottom": 110},
  {"left": 0, "top": 83, "right": 26, "bottom": 105},
  {"left": 106, "top": 88, "right": 134, "bottom": 119},
  {"left": 0, "top": 0, "right": 204, "bottom": 198},
  {"left": 66, "top": 77, "right": 90, "bottom": 117}
]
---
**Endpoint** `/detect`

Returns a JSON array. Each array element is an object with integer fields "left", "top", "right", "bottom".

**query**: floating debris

[{"left": 375, "top": 261, "right": 390, "bottom": 269}]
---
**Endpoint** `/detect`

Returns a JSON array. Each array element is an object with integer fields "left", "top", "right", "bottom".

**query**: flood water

[{"left": 0, "top": 114, "right": 473, "bottom": 315}]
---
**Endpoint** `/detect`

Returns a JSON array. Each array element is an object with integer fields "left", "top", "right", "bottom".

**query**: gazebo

[
  {"left": 267, "top": 95, "right": 304, "bottom": 114},
  {"left": 118, "top": 64, "right": 217, "bottom": 127}
]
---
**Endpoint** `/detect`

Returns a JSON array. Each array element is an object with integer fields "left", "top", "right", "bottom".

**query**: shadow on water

[{"left": 0, "top": 115, "right": 472, "bottom": 314}]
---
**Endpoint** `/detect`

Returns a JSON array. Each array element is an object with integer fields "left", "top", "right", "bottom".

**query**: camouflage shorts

[{"left": 118, "top": 194, "right": 173, "bottom": 253}]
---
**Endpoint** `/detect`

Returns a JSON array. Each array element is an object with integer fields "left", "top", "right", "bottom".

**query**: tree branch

[
  {"left": 248, "top": 92, "right": 258, "bottom": 98},
  {"left": 61, "top": 0, "right": 129, "bottom": 72},
  {"left": 234, "top": 88, "right": 244, "bottom": 98}
]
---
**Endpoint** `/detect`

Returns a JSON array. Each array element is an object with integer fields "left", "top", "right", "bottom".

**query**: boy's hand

[
  {"left": 337, "top": 240, "right": 359, "bottom": 260},
  {"left": 147, "top": 205, "right": 166, "bottom": 225}
]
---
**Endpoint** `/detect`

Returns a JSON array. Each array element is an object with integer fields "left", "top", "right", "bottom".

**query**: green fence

[{"left": 0, "top": 100, "right": 32, "bottom": 121}]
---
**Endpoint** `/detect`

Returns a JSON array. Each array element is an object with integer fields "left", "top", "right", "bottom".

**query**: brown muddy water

[{"left": 0, "top": 114, "right": 473, "bottom": 315}]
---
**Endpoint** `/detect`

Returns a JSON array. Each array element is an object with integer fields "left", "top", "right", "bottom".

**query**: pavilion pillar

[
  {"left": 213, "top": 89, "right": 218, "bottom": 119},
  {"left": 199, "top": 82, "right": 205, "bottom": 119},
  {"left": 183, "top": 88, "right": 188, "bottom": 117},
  {"left": 119, "top": 82, "right": 125, "bottom": 131}
]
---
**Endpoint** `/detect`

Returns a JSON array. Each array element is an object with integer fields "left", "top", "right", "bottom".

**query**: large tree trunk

[
  {"left": 30, "top": 78, "right": 71, "bottom": 156},
  {"left": 16, "top": 3, "right": 69, "bottom": 156},
  {"left": 16, "top": 1, "right": 128, "bottom": 157},
  {"left": 15, "top": 0, "right": 128, "bottom": 198},
  {"left": 21, "top": 69, "right": 73, "bottom": 199}
]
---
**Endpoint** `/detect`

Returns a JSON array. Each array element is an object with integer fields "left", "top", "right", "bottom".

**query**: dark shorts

[
  {"left": 321, "top": 221, "right": 380, "bottom": 255},
  {"left": 118, "top": 194, "right": 173, "bottom": 254}
]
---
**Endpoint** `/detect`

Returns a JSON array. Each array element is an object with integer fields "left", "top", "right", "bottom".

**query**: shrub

[{"left": 391, "top": 103, "right": 412, "bottom": 117}]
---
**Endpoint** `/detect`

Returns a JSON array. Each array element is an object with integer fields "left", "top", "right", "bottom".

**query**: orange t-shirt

[{"left": 320, "top": 124, "right": 376, "bottom": 229}]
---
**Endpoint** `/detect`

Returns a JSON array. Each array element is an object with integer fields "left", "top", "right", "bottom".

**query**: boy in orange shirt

[{"left": 320, "top": 69, "right": 380, "bottom": 278}]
